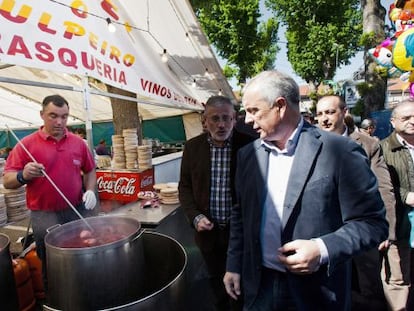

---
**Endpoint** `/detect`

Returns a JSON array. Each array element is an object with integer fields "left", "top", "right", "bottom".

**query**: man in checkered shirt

[{"left": 179, "top": 95, "right": 256, "bottom": 311}]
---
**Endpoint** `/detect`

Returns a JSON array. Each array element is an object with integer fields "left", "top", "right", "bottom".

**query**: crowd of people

[
  {"left": 179, "top": 70, "right": 414, "bottom": 311},
  {"left": 2, "top": 70, "right": 414, "bottom": 310}
]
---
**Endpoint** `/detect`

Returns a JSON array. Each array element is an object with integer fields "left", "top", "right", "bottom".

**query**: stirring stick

[{"left": 6, "top": 125, "right": 94, "bottom": 231}]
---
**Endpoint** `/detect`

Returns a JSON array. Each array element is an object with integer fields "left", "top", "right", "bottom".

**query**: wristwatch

[{"left": 16, "top": 170, "right": 29, "bottom": 185}]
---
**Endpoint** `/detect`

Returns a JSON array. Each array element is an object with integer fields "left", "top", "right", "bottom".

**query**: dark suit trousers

[
  {"left": 247, "top": 267, "right": 296, "bottom": 311},
  {"left": 197, "top": 226, "right": 242, "bottom": 311}
]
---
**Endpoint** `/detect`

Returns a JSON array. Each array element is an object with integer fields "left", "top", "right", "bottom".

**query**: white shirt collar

[{"left": 342, "top": 126, "right": 349, "bottom": 137}]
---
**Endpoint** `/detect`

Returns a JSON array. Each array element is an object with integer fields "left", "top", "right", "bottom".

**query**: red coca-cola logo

[
  {"left": 140, "top": 175, "right": 153, "bottom": 188},
  {"left": 97, "top": 176, "right": 136, "bottom": 195}
]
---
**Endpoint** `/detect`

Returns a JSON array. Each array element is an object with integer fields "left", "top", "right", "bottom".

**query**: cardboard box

[{"left": 96, "top": 168, "right": 154, "bottom": 202}]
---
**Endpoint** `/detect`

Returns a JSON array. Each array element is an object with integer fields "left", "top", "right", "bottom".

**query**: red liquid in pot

[{"left": 55, "top": 224, "right": 133, "bottom": 248}]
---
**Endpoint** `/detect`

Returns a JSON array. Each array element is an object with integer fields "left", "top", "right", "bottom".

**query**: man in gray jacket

[{"left": 381, "top": 99, "right": 414, "bottom": 310}]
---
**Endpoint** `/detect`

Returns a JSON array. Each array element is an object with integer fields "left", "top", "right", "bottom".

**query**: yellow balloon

[
  {"left": 390, "top": 8, "right": 401, "bottom": 22},
  {"left": 393, "top": 27, "right": 414, "bottom": 71}
]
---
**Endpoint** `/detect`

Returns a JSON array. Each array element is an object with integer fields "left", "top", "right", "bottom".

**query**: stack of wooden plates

[
  {"left": 96, "top": 155, "right": 112, "bottom": 169},
  {"left": 0, "top": 158, "right": 5, "bottom": 184},
  {"left": 0, "top": 194, "right": 7, "bottom": 226},
  {"left": 112, "top": 134, "right": 126, "bottom": 169},
  {"left": 137, "top": 145, "right": 152, "bottom": 170},
  {"left": 0, "top": 185, "right": 29, "bottom": 222},
  {"left": 153, "top": 183, "right": 168, "bottom": 193},
  {"left": 159, "top": 185, "right": 179, "bottom": 205},
  {"left": 123, "top": 128, "right": 138, "bottom": 170}
]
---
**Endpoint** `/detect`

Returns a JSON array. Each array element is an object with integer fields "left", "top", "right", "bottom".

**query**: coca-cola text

[{"left": 97, "top": 176, "right": 136, "bottom": 195}]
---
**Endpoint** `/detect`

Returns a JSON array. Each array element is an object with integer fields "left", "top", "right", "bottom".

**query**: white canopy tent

[{"left": 0, "top": 0, "right": 235, "bottom": 129}]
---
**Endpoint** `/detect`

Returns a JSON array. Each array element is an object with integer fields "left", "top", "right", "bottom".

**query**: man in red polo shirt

[{"left": 3, "top": 94, "right": 97, "bottom": 291}]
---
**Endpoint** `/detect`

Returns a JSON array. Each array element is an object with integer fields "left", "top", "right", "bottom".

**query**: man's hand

[
  {"left": 278, "top": 239, "right": 321, "bottom": 274},
  {"left": 378, "top": 239, "right": 390, "bottom": 251},
  {"left": 23, "top": 162, "right": 45, "bottom": 180},
  {"left": 196, "top": 216, "right": 214, "bottom": 232},
  {"left": 223, "top": 272, "right": 241, "bottom": 300}
]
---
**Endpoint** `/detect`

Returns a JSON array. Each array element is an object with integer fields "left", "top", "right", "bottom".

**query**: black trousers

[{"left": 198, "top": 226, "right": 243, "bottom": 311}]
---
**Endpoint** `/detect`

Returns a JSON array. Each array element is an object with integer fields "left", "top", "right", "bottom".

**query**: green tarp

[{"left": 0, "top": 115, "right": 186, "bottom": 149}]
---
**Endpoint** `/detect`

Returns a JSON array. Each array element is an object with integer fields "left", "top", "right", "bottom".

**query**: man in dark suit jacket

[
  {"left": 223, "top": 71, "right": 388, "bottom": 310},
  {"left": 179, "top": 95, "right": 255, "bottom": 311}
]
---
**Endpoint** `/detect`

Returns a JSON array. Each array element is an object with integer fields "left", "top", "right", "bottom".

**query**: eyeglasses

[{"left": 207, "top": 115, "right": 233, "bottom": 123}]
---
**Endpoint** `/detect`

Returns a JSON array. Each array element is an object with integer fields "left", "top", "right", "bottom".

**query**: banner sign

[{"left": 0, "top": 0, "right": 205, "bottom": 109}]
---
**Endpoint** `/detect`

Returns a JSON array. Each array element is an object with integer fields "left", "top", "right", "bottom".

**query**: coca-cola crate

[{"left": 96, "top": 168, "right": 154, "bottom": 202}]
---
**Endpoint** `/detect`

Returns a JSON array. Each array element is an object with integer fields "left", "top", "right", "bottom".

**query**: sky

[{"left": 221, "top": 0, "right": 394, "bottom": 89}]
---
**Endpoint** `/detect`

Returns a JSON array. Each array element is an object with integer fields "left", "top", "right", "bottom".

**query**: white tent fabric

[
  {"left": 0, "top": 0, "right": 235, "bottom": 128},
  {"left": 0, "top": 66, "right": 201, "bottom": 128},
  {"left": 182, "top": 112, "right": 203, "bottom": 140}
]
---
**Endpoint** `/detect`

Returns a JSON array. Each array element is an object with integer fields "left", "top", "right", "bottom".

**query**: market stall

[{"left": 0, "top": 1, "right": 225, "bottom": 309}]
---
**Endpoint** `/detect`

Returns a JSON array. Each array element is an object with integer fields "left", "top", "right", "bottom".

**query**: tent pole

[{"left": 82, "top": 76, "right": 94, "bottom": 153}]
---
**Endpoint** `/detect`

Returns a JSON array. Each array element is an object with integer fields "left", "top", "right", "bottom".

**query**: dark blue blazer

[{"left": 226, "top": 122, "right": 388, "bottom": 310}]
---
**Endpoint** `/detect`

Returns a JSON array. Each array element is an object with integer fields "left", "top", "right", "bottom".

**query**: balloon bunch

[{"left": 368, "top": 0, "right": 414, "bottom": 97}]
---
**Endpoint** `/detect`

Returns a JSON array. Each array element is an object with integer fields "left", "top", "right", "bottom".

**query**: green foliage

[
  {"left": 265, "top": 0, "right": 361, "bottom": 85},
  {"left": 353, "top": 82, "right": 374, "bottom": 116},
  {"left": 351, "top": 99, "right": 365, "bottom": 116},
  {"left": 190, "top": 0, "right": 279, "bottom": 84},
  {"left": 359, "top": 31, "right": 380, "bottom": 47},
  {"left": 355, "top": 81, "right": 371, "bottom": 97},
  {"left": 309, "top": 91, "right": 319, "bottom": 102},
  {"left": 374, "top": 66, "right": 389, "bottom": 79},
  {"left": 222, "top": 65, "right": 238, "bottom": 80}
]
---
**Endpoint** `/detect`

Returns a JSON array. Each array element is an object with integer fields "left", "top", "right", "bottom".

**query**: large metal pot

[
  {"left": 44, "top": 231, "right": 187, "bottom": 311},
  {"left": 104, "top": 231, "right": 187, "bottom": 311},
  {"left": 45, "top": 215, "right": 145, "bottom": 311},
  {"left": 0, "top": 233, "right": 19, "bottom": 311}
]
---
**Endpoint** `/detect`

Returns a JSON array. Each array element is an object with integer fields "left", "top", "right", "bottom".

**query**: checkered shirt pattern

[{"left": 209, "top": 139, "right": 232, "bottom": 225}]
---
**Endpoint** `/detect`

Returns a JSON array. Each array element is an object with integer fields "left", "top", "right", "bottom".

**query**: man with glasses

[
  {"left": 179, "top": 95, "right": 255, "bottom": 310},
  {"left": 380, "top": 100, "right": 414, "bottom": 310}
]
